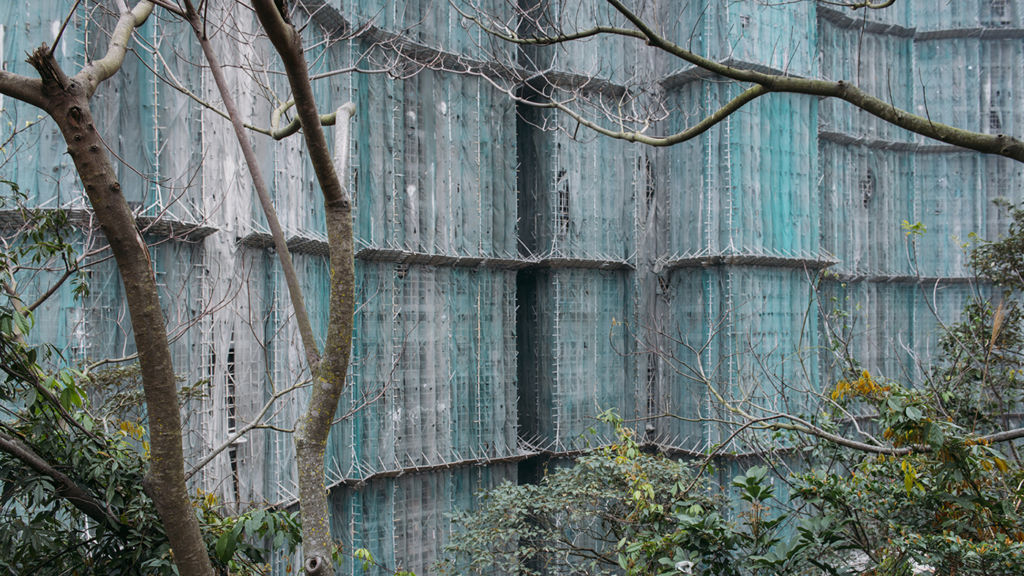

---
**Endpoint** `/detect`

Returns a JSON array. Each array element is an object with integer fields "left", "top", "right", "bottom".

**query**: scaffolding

[{"left": 4, "top": 0, "right": 1024, "bottom": 573}]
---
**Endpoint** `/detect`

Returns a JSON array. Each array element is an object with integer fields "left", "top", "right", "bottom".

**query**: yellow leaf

[{"left": 993, "top": 456, "right": 1008, "bottom": 473}]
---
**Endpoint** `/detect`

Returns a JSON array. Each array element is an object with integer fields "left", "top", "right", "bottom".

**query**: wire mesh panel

[
  {"left": 984, "top": 155, "right": 1024, "bottom": 232},
  {"left": 905, "top": 282, "right": 981, "bottom": 368},
  {"left": 821, "top": 142, "right": 916, "bottom": 276},
  {"left": 349, "top": 68, "right": 518, "bottom": 257},
  {"left": 148, "top": 12, "right": 206, "bottom": 223},
  {"left": 916, "top": 38, "right": 984, "bottom": 135},
  {"left": 518, "top": 268, "right": 634, "bottom": 449},
  {"left": 75, "top": 239, "right": 202, "bottom": 368},
  {"left": 657, "top": 0, "right": 817, "bottom": 78},
  {"left": 517, "top": 111, "right": 637, "bottom": 260},
  {"left": 912, "top": 0, "right": 1020, "bottom": 30},
  {"left": 657, "top": 0, "right": 713, "bottom": 58},
  {"left": 818, "top": 19, "right": 915, "bottom": 142},
  {"left": 0, "top": 1, "right": 90, "bottom": 208},
  {"left": 726, "top": 92, "right": 819, "bottom": 256},
  {"left": 83, "top": 9, "right": 208, "bottom": 222},
  {"left": 330, "top": 263, "right": 518, "bottom": 480},
  {"left": 256, "top": 253, "right": 316, "bottom": 502},
  {"left": 518, "top": 0, "right": 641, "bottom": 87},
  {"left": 273, "top": 9, "right": 519, "bottom": 256},
  {"left": 819, "top": 280, "right": 915, "bottom": 384},
  {"left": 917, "top": 156, "right": 983, "bottom": 274},
  {"left": 657, "top": 266, "right": 818, "bottom": 452},
  {"left": 330, "top": 463, "right": 517, "bottom": 576},
  {"left": 333, "top": 261, "right": 397, "bottom": 478},
  {"left": 340, "top": 0, "right": 515, "bottom": 61},
  {"left": 913, "top": 153, "right": 993, "bottom": 278},
  {"left": 660, "top": 80, "right": 720, "bottom": 257},
  {"left": 717, "top": 0, "right": 817, "bottom": 78},
  {"left": 6, "top": 229, "right": 93, "bottom": 363},
  {"left": 724, "top": 266, "right": 819, "bottom": 412},
  {"left": 660, "top": 85, "right": 819, "bottom": 259},
  {"left": 651, "top": 268, "right": 717, "bottom": 450},
  {"left": 332, "top": 477, "right": 396, "bottom": 576},
  {"left": 818, "top": 280, "right": 982, "bottom": 385},
  {"left": 448, "top": 268, "right": 518, "bottom": 457}
]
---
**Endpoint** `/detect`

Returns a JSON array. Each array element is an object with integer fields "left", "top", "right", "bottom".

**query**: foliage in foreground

[
  {"left": 441, "top": 412, "right": 842, "bottom": 576},
  {"left": 442, "top": 208, "right": 1024, "bottom": 576},
  {"left": 790, "top": 207, "right": 1024, "bottom": 575}
]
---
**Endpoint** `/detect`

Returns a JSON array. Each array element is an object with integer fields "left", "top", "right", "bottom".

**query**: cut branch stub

[
  {"left": 305, "top": 555, "right": 325, "bottom": 575},
  {"left": 27, "top": 44, "right": 71, "bottom": 94}
]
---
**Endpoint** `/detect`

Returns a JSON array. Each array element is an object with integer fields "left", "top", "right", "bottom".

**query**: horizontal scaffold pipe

[
  {"left": 238, "top": 233, "right": 636, "bottom": 270},
  {"left": 827, "top": 274, "right": 980, "bottom": 285},
  {"left": 0, "top": 208, "right": 217, "bottom": 242},
  {"left": 656, "top": 252, "right": 838, "bottom": 272},
  {"left": 271, "top": 450, "right": 538, "bottom": 508}
]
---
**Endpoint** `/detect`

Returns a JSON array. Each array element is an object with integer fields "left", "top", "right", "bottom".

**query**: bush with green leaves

[
  {"left": 0, "top": 308, "right": 303, "bottom": 574},
  {"left": 789, "top": 208, "right": 1024, "bottom": 575},
  {"left": 440, "top": 412, "right": 832, "bottom": 576}
]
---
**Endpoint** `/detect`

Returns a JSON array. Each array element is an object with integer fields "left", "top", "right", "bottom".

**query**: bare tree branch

[
  {"left": 78, "top": 2, "right": 156, "bottom": 96},
  {"left": 820, "top": 0, "right": 897, "bottom": 9},
  {"left": 595, "top": 0, "right": 1024, "bottom": 160},
  {"left": 184, "top": 379, "right": 309, "bottom": 482},
  {"left": 542, "top": 83, "right": 768, "bottom": 146},
  {"left": 453, "top": 0, "right": 1024, "bottom": 161},
  {"left": 178, "top": 0, "right": 321, "bottom": 372},
  {"left": 0, "top": 72, "right": 45, "bottom": 110}
]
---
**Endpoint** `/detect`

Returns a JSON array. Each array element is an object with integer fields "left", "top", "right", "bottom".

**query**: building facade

[{"left": 2, "top": 0, "right": 1023, "bottom": 573}]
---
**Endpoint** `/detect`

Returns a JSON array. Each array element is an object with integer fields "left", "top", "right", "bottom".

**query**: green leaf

[
  {"left": 59, "top": 387, "right": 77, "bottom": 411},
  {"left": 926, "top": 424, "right": 945, "bottom": 449},
  {"left": 12, "top": 310, "right": 31, "bottom": 335},
  {"left": 215, "top": 531, "right": 238, "bottom": 563}
]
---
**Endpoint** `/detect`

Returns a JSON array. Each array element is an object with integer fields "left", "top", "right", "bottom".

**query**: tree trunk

[
  {"left": 252, "top": 3, "right": 356, "bottom": 575},
  {"left": 20, "top": 30, "right": 215, "bottom": 576}
]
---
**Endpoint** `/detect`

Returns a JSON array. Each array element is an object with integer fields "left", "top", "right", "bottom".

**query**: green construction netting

[
  {"left": 4, "top": 2, "right": 1024, "bottom": 574},
  {"left": 661, "top": 87, "right": 821, "bottom": 260},
  {"left": 518, "top": 268, "right": 636, "bottom": 448},
  {"left": 326, "top": 464, "right": 517, "bottom": 576},
  {"left": 656, "top": 266, "right": 819, "bottom": 450}
]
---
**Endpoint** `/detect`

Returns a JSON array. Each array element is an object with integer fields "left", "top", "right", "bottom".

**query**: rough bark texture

[
  {"left": 0, "top": 4, "right": 216, "bottom": 575},
  {"left": 252, "top": 2, "right": 356, "bottom": 575}
]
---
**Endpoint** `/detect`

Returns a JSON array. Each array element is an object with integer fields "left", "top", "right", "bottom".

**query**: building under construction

[{"left": 2, "top": 0, "right": 1023, "bottom": 573}]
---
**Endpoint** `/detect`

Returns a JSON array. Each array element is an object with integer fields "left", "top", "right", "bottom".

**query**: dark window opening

[
  {"left": 860, "top": 169, "right": 875, "bottom": 208},
  {"left": 990, "top": 109, "right": 1003, "bottom": 131},
  {"left": 226, "top": 345, "right": 237, "bottom": 435},
  {"left": 556, "top": 169, "right": 570, "bottom": 240}
]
